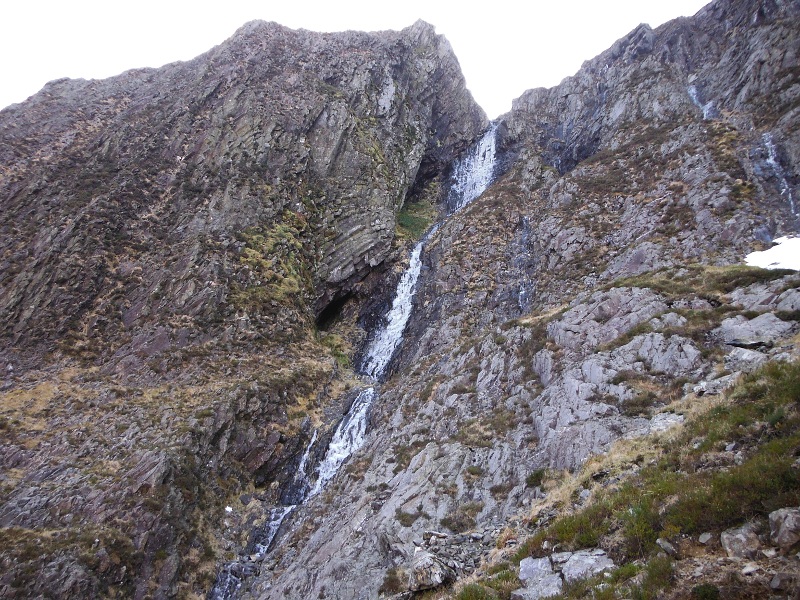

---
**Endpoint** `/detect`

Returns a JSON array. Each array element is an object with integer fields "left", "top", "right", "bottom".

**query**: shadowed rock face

[{"left": 0, "top": 19, "right": 485, "bottom": 372}]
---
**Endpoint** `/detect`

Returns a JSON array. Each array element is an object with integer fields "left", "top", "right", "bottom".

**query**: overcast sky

[{"left": 2, "top": 0, "right": 711, "bottom": 118}]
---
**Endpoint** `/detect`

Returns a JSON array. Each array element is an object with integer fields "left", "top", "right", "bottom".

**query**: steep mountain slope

[
  {"left": 0, "top": 20, "right": 485, "bottom": 599},
  {"left": 1, "top": 0, "right": 799, "bottom": 599},
  {"left": 253, "top": 0, "right": 800, "bottom": 598}
]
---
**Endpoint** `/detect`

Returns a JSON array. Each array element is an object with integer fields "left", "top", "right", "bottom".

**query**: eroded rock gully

[{"left": 2, "top": 0, "right": 800, "bottom": 598}]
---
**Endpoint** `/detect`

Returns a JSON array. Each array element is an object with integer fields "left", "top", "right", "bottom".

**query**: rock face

[
  {"left": 254, "top": 1, "right": 799, "bottom": 598},
  {"left": 0, "top": 19, "right": 485, "bottom": 370},
  {"left": 2, "top": 0, "right": 800, "bottom": 599},
  {"left": 0, "top": 19, "right": 484, "bottom": 600}
]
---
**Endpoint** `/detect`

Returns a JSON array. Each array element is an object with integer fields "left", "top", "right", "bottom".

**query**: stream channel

[{"left": 210, "top": 121, "right": 500, "bottom": 599}]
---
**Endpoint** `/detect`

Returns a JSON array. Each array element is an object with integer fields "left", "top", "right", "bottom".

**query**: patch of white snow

[{"left": 745, "top": 237, "right": 800, "bottom": 271}]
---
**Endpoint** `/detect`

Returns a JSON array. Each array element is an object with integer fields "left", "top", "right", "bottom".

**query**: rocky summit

[{"left": 1, "top": 0, "right": 799, "bottom": 599}]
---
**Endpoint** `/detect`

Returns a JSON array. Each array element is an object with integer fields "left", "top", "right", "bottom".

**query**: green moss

[
  {"left": 318, "top": 333, "right": 351, "bottom": 369},
  {"left": 396, "top": 197, "right": 437, "bottom": 241}
]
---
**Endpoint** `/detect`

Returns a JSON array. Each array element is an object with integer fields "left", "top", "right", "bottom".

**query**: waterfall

[
  {"left": 309, "top": 387, "right": 375, "bottom": 496},
  {"left": 313, "top": 123, "right": 499, "bottom": 488},
  {"left": 209, "top": 123, "right": 499, "bottom": 598},
  {"left": 687, "top": 85, "right": 716, "bottom": 120},
  {"left": 447, "top": 122, "right": 499, "bottom": 213},
  {"left": 360, "top": 225, "right": 439, "bottom": 380},
  {"left": 763, "top": 133, "right": 796, "bottom": 216}
]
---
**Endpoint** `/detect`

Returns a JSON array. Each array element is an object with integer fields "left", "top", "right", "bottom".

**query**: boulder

[
  {"left": 510, "top": 575, "right": 563, "bottom": 600},
  {"left": 721, "top": 522, "right": 761, "bottom": 559},
  {"left": 769, "top": 507, "right": 800, "bottom": 550},
  {"left": 512, "top": 556, "right": 564, "bottom": 600},
  {"left": 724, "top": 347, "right": 768, "bottom": 373},
  {"left": 714, "top": 314, "right": 794, "bottom": 347},
  {"left": 407, "top": 549, "right": 455, "bottom": 591},
  {"left": 519, "top": 557, "right": 554, "bottom": 583},
  {"left": 561, "top": 549, "right": 615, "bottom": 583},
  {"left": 777, "top": 288, "right": 800, "bottom": 312},
  {"left": 656, "top": 538, "right": 679, "bottom": 558}
]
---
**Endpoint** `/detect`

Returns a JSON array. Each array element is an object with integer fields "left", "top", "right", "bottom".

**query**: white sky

[{"left": 1, "top": 0, "right": 711, "bottom": 118}]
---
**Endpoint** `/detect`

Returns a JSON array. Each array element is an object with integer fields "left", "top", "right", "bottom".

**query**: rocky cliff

[
  {"left": 251, "top": 0, "right": 800, "bottom": 598},
  {"left": 0, "top": 20, "right": 485, "bottom": 599},
  {"left": 1, "top": 0, "right": 800, "bottom": 599}
]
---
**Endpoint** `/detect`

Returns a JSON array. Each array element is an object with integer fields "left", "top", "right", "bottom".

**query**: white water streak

[
  {"left": 687, "top": 85, "right": 715, "bottom": 120},
  {"left": 448, "top": 122, "right": 499, "bottom": 213},
  {"left": 254, "top": 505, "right": 296, "bottom": 555},
  {"left": 309, "top": 387, "right": 375, "bottom": 497},
  {"left": 361, "top": 227, "right": 436, "bottom": 379},
  {"left": 763, "top": 133, "right": 796, "bottom": 216}
]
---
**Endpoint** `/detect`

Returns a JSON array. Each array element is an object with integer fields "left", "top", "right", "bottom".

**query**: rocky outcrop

[
  {"left": 0, "top": 19, "right": 485, "bottom": 372},
  {"left": 0, "top": 18, "right": 485, "bottom": 600},
  {"left": 253, "top": 1, "right": 800, "bottom": 598}
]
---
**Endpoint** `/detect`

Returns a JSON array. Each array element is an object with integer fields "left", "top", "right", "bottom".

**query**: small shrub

[
  {"left": 395, "top": 508, "right": 421, "bottom": 527},
  {"left": 441, "top": 502, "right": 483, "bottom": 534},
  {"left": 526, "top": 469, "right": 546, "bottom": 488},
  {"left": 455, "top": 583, "right": 497, "bottom": 600},
  {"left": 635, "top": 555, "right": 674, "bottom": 600},
  {"left": 484, "top": 568, "right": 521, "bottom": 597},
  {"left": 490, "top": 483, "right": 514, "bottom": 500},
  {"left": 691, "top": 584, "right": 720, "bottom": 600},
  {"left": 378, "top": 567, "right": 405, "bottom": 595}
]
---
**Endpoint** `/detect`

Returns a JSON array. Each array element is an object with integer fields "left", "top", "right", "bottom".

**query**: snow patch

[{"left": 745, "top": 237, "right": 800, "bottom": 271}]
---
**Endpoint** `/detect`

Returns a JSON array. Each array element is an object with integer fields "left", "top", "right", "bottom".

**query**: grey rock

[
  {"left": 693, "top": 373, "right": 741, "bottom": 396},
  {"left": 550, "top": 552, "right": 573, "bottom": 567},
  {"left": 407, "top": 549, "right": 456, "bottom": 592},
  {"left": 714, "top": 314, "right": 794, "bottom": 347},
  {"left": 777, "top": 289, "right": 800, "bottom": 312},
  {"left": 724, "top": 347, "right": 769, "bottom": 373},
  {"left": 611, "top": 333, "right": 702, "bottom": 377},
  {"left": 770, "top": 572, "right": 795, "bottom": 591},
  {"left": 561, "top": 549, "right": 615, "bottom": 583},
  {"left": 510, "top": 575, "right": 563, "bottom": 600},
  {"left": 699, "top": 532, "right": 713, "bottom": 545},
  {"left": 650, "top": 312, "right": 687, "bottom": 331},
  {"left": 656, "top": 537, "right": 679, "bottom": 557},
  {"left": 547, "top": 288, "right": 668, "bottom": 354},
  {"left": 519, "top": 556, "right": 554, "bottom": 583},
  {"left": 721, "top": 522, "right": 762, "bottom": 559},
  {"left": 769, "top": 507, "right": 800, "bottom": 550}
]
